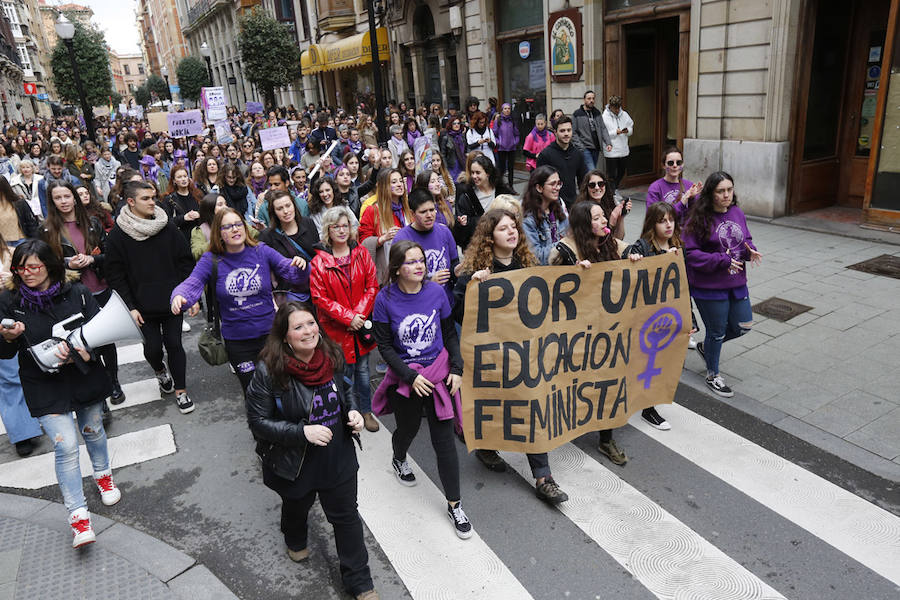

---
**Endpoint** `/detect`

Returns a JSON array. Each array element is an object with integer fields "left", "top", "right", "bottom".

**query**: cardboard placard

[
  {"left": 147, "top": 112, "right": 170, "bottom": 133},
  {"left": 461, "top": 253, "right": 690, "bottom": 454},
  {"left": 246, "top": 101, "right": 264, "bottom": 114},
  {"left": 202, "top": 86, "right": 227, "bottom": 121},
  {"left": 258, "top": 125, "right": 290, "bottom": 151},
  {"left": 167, "top": 110, "right": 204, "bottom": 138}
]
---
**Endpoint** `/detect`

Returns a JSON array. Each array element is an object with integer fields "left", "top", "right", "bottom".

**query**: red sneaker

[
  {"left": 70, "top": 508, "right": 96, "bottom": 548},
  {"left": 94, "top": 471, "right": 122, "bottom": 506}
]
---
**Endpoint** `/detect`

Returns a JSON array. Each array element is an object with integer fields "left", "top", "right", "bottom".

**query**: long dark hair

[
  {"left": 685, "top": 171, "right": 737, "bottom": 241},
  {"left": 566, "top": 201, "right": 620, "bottom": 263},
  {"left": 307, "top": 175, "right": 341, "bottom": 215},
  {"left": 258, "top": 301, "right": 345, "bottom": 390},
  {"left": 0, "top": 175, "right": 19, "bottom": 208},
  {"left": 522, "top": 165, "right": 565, "bottom": 226},
  {"left": 385, "top": 239, "right": 423, "bottom": 288},
  {"left": 576, "top": 169, "right": 615, "bottom": 220},
  {"left": 10, "top": 239, "right": 66, "bottom": 291},
  {"left": 641, "top": 202, "right": 682, "bottom": 251},
  {"left": 266, "top": 190, "right": 298, "bottom": 229},
  {"left": 469, "top": 155, "right": 500, "bottom": 191},
  {"left": 43, "top": 180, "right": 98, "bottom": 258},
  {"left": 198, "top": 192, "right": 221, "bottom": 226}
]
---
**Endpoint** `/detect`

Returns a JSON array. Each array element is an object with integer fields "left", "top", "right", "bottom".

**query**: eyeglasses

[
  {"left": 220, "top": 223, "right": 244, "bottom": 232},
  {"left": 402, "top": 258, "right": 426, "bottom": 266},
  {"left": 587, "top": 181, "right": 606, "bottom": 189},
  {"left": 13, "top": 264, "right": 45, "bottom": 274},
  {"left": 546, "top": 180, "right": 563, "bottom": 188},
  {"left": 329, "top": 223, "right": 350, "bottom": 230},
  {"left": 666, "top": 160, "right": 684, "bottom": 167}
]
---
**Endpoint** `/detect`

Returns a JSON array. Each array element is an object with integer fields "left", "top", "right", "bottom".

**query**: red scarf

[{"left": 283, "top": 348, "right": 334, "bottom": 387}]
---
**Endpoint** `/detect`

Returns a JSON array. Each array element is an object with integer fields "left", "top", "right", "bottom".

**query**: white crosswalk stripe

[
  {"left": 357, "top": 422, "right": 534, "bottom": 600},
  {"left": 0, "top": 424, "right": 176, "bottom": 489},
  {"left": 628, "top": 403, "right": 900, "bottom": 587}
]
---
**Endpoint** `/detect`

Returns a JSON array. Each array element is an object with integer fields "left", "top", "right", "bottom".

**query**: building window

[
  {"left": 124, "top": 64, "right": 131, "bottom": 75},
  {"left": 3, "top": 2, "right": 20, "bottom": 36},
  {"left": 496, "top": 0, "right": 541, "bottom": 33},
  {"left": 275, "top": 0, "right": 294, "bottom": 21},
  {"left": 16, "top": 43, "right": 31, "bottom": 72},
  {"left": 138, "top": 63, "right": 144, "bottom": 74}
]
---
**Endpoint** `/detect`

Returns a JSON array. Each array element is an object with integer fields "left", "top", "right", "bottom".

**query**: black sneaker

[
  {"left": 109, "top": 379, "right": 126, "bottom": 405},
  {"left": 391, "top": 458, "right": 416, "bottom": 486},
  {"left": 175, "top": 392, "right": 195, "bottom": 414},
  {"left": 706, "top": 374, "right": 734, "bottom": 398},
  {"left": 14, "top": 439, "right": 34, "bottom": 457},
  {"left": 447, "top": 502, "right": 473, "bottom": 539},
  {"left": 475, "top": 449, "right": 506, "bottom": 472},
  {"left": 535, "top": 477, "right": 569, "bottom": 505},
  {"left": 696, "top": 342, "right": 705, "bottom": 360},
  {"left": 156, "top": 368, "right": 175, "bottom": 394},
  {"left": 641, "top": 407, "right": 671, "bottom": 431}
]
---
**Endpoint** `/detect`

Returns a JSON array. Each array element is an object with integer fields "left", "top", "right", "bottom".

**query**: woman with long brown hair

[
  {"left": 452, "top": 209, "right": 569, "bottom": 505},
  {"left": 413, "top": 171, "right": 454, "bottom": 228},
  {"left": 576, "top": 169, "right": 630, "bottom": 240},
  {"left": 358, "top": 168, "right": 411, "bottom": 280},
  {"left": 245, "top": 302, "right": 376, "bottom": 599},
  {"left": 164, "top": 165, "right": 204, "bottom": 242},
  {"left": 521, "top": 165, "right": 568, "bottom": 265}
]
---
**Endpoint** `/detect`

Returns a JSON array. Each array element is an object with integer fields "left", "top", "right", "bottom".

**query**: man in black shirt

[{"left": 536, "top": 116, "right": 587, "bottom": 208}]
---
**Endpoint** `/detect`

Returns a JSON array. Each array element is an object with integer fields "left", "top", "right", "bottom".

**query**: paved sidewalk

[
  {"left": 0, "top": 492, "right": 238, "bottom": 600},
  {"left": 619, "top": 190, "right": 900, "bottom": 482}
]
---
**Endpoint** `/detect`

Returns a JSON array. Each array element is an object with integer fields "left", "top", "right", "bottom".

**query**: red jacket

[{"left": 310, "top": 242, "right": 379, "bottom": 362}]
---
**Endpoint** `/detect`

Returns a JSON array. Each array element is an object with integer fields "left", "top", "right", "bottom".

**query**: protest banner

[
  {"left": 246, "top": 101, "right": 264, "bottom": 114},
  {"left": 214, "top": 120, "right": 234, "bottom": 144},
  {"left": 93, "top": 106, "right": 109, "bottom": 117},
  {"left": 118, "top": 103, "right": 128, "bottom": 115},
  {"left": 258, "top": 125, "right": 291, "bottom": 151},
  {"left": 167, "top": 110, "right": 204, "bottom": 138},
  {"left": 460, "top": 252, "right": 690, "bottom": 454},
  {"left": 414, "top": 135, "right": 432, "bottom": 173},
  {"left": 202, "top": 86, "right": 227, "bottom": 121},
  {"left": 147, "top": 112, "right": 169, "bottom": 133}
]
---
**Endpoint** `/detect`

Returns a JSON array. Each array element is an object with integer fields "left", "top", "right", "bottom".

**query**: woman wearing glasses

[
  {"left": 0, "top": 239, "right": 121, "bottom": 548},
  {"left": 170, "top": 208, "right": 309, "bottom": 393},
  {"left": 521, "top": 166, "right": 569, "bottom": 265},
  {"left": 646, "top": 147, "right": 702, "bottom": 223}
]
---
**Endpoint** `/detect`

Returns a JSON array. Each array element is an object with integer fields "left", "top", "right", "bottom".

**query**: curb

[
  {"left": 0, "top": 492, "right": 239, "bottom": 600},
  {"left": 677, "top": 370, "right": 900, "bottom": 484}
]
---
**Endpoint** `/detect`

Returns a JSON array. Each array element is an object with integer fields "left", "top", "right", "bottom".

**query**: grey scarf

[{"left": 116, "top": 204, "right": 168, "bottom": 241}]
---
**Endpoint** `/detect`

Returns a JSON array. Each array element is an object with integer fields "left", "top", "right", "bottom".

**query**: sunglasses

[
  {"left": 587, "top": 181, "right": 606, "bottom": 189},
  {"left": 666, "top": 160, "right": 684, "bottom": 167}
]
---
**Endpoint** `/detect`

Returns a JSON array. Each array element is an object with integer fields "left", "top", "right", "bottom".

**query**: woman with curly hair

[{"left": 451, "top": 208, "right": 569, "bottom": 505}]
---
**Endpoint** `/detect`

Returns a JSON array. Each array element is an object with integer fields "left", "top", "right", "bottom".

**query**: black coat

[
  {"left": 0, "top": 282, "right": 112, "bottom": 417},
  {"left": 258, "top": 220, "right": 318, "bottom": 294},
  {"left": 40, "top": 215, "right": 107, "bottom": 281},
  {"left": 104, "top": 221, "right": 194, "bottom": 318},
  {"left": 245, "top": 361, "right": 358, "bottom": 481},
  {"left": 452, "top": 181, "right": 515, "bottom": 250},
  {"left": 13, "top": 199, "right": 40, "bottom": 239},
  {"left": 162, "top": 192, "right": 201, "bottom": 242}
]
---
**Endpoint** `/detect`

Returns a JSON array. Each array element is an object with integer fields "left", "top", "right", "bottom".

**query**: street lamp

[
  {"left": 199, "top": 42, "right": 213, "bottom": 86},
  {"left": 161, "top": 65, "right": 171, "bottom": 102},
  {"left": 55, "top": 14, "right": 95, "bottom": 142}
]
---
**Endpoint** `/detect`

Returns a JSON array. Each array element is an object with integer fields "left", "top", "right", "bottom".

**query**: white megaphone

[{"left": 28, "top": 290, "right": 145, "bottom": 373}]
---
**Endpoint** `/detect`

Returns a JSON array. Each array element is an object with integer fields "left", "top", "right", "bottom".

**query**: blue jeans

[
  {"left": 0, "top": 356, "right": 42, "bottom": 444},
  {"left": 582, "top": 149, "right": 600, "bottom": 171},
  {"left": 349, "top": 355, "right": 371, "bottom": 414},
  {"left": 693, "top": 295, "right": 753, "bottom": 377},
  {"left": 38, "top": 403, "right": 110, "bottom": 513}
]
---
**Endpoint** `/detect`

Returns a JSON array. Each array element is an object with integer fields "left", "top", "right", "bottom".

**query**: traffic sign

[{"left": 23, "top": 82, "right": 36, "bottom": 95}]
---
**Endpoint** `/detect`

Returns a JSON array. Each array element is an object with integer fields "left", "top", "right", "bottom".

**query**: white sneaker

[
  {"left": 69, "top": 508, "right": 96, "bottom": 548},
  {"left": 94, "top": 470, "right": 122, "bottom": 506},
  {"left": 182, "top": 320, "right": 191, "bottom": 332}
]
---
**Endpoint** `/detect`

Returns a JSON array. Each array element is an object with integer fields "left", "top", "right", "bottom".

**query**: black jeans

[
  {"left": 607, "top": 156, "right": 628, "bottom": 191},
  {"left": 225, "top": 335, "right": 267, "bottom": 393},
  {"left": 141, "top": 314, "right": 187, "bottom": 389},
  {"left": 496, "top": 150, "right": 516, "bottom": 189},
  {"left": 280, "top": 475, "right": 373, "bottom": 596},
  {"left": 93, "top": 289, "right": 119, "bottom": 384},
  {"left": 389, "top": 385, "right": 461, "bottom": 502}
]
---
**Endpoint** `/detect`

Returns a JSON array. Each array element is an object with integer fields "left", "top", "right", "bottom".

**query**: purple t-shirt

[
  {"left": 646, "top": 177, "right": 693, "bottom": 222},
  {"left": 373, "top": 280, "right": 450, "bottom": 366},
  {"left": 392, "top": 223, "right": 458, "bottom": 304},
  {"left": 171, "top": 243, "right": 307, "bottom": 340},
  {"left": 682, "top": 204, "right": 756, "bottom": 296}
]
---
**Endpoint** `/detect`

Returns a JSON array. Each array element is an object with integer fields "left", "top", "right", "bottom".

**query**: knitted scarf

[
  {"left": 19, "top": 281, "right": 61, "bottom": 312},
  {"left": 284, "top": 347, "right": 334, "bottom": 387},
  {"left": 116, "top": 204, "right": 168, "bottom": 241},
  {"left": 448, "top": 129, "right": 466, "bottom": 164},
  {"left": 529, "top": 126, "right": 550, "bottom": 141},
  {"left": 249, "top": 176, "right": 267, "bottom": 197}
]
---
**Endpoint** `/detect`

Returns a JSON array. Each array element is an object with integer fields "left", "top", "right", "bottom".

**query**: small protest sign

[
  {"left": 214, "top": 120, "right": 234, "bottom": 144},
  {"left": 202, "top": 86, "right": 227, "bottom": 121},
  {"left": 258, "top": 125, "right": 291, "bottom": 151},
  {"left": 167, "top": 110, "right": 204, "bottom": 138},
  {"left": 460, "top": 252, "right": 690, "bottom": 454},
  {"left": 147, "top": 112, "right": 169, "bottom": 133},
  {"left": 246, "top": 101, "right": 264, "bottom": 114},
  {"left": 414, "top": 136, "right": 432, "bottom": 173}
]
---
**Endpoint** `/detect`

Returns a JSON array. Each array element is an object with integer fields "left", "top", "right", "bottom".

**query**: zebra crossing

[{"left": 1, "top": 336, "right": 898, "bottom": 599}]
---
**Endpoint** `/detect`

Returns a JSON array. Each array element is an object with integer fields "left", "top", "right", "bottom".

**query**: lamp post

[
  {"left": 366, "top": 0, "right": 386, "bottom": 143},
  {"left": 199, "top": 42, "right": 213, "bottom": 86},
  {"left": 55, "top": 15, "right": 95, "bottom": 142},
  {"left": 161, "top": 65, "right": 171, "bottom": 102}
]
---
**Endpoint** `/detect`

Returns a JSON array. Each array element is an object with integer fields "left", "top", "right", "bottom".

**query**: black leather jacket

[{"left": 245, "top": 361, "right": 359, "bottom": 481}]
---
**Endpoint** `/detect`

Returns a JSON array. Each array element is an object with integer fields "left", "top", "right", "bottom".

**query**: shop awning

[
  {"left": 300, "top": 44, "right": 326, "bottom": 75},
  {"left": 302, "top": 28, "right": 390, "bottom": 75}
]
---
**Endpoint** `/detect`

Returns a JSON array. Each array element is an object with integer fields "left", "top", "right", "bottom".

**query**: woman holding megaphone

[{"left": 0, "top": 239, "right": 122, "bottom": 549}]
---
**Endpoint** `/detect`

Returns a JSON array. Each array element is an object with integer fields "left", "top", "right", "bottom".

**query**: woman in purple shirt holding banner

[
  {"left": 171, "top": 207, "right": 308, "bottom": 393},
  {"left": 682, "top": 172, "right": 762, "bottom": 398}
]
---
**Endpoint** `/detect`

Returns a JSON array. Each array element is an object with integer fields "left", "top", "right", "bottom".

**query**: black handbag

[{"left": 197, "top": 256, "right": 229, "bottom": 366}]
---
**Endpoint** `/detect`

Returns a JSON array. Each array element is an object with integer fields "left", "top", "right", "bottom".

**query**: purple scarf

[
  {"left": 448, "top": 129, "right": 466, "bottom": 164},
  {"left": 249, "top": 176, "right": 267, "bottom": 197},
  {"left": 530, "top": 126, "right": 550, "bottom": 141},
  {"left": 391, "top": 201, "right": 407, "bottom": 227},
  {"left": 406, "top": 129, "right": 422, "bottom": 149},
  {"left": 19, "top": 281, "right": 61, "bottom": 312}
]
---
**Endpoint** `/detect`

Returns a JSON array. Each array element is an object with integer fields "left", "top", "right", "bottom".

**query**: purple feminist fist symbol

[{"left": 637, "top": 308, "right": 682, "bottom": 389}]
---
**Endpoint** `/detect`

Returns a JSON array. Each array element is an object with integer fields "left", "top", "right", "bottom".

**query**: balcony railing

[{"left": 187, "top": 0, "right": 230, "bottom": 28}]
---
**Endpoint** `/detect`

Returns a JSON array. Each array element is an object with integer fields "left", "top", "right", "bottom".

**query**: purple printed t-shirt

[
  {"left": 646, "top": 177, "right": 693, "bottom": 207},
  {"left": 392, "top": 223, "right": 458, "bottom": 304},
  {"left": 373, "top": 280, "right": 450, "bottom": 367}
]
